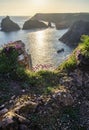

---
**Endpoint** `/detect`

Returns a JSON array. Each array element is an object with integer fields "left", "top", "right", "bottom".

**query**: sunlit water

[{"left": 0, "top": 16, "right": 74, "bottom": 70}]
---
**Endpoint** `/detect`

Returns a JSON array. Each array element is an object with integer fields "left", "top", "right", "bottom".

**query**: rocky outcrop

[
  {"left": 1, "top": 16, "right": 20, "bottom": 32},
  {"left": 48, "top": 22, "right": 52, "bottom": 27},
  {"left": 56, "top": 22, "right": 69, "bottom": 29},
  {"left": 23, "top": 19, "right": 48, "bottom": 30},
  {"left": 60, "top": 20, "right": 89, "bottom": 46}
]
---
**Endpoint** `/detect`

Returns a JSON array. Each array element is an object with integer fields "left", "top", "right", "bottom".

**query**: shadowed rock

[
  {"left": 48, "top": 22, "right": 52, "bottom": 27},
  {"left": 60, "top": 20, "right": 89, "bottom": 46},
  {"left": 1, "top": 16, "right": 20, "bottom": 32},
  {"left": 23, "top": 19, "right": 48, "bottom": 30}
]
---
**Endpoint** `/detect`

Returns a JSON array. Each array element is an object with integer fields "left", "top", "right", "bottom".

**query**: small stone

[
  {"left": 11, "top": 95, "right": 15, "bottom": 100},
  {"left": 9, "top": 100, "right": 13, "bottom": 103},
  {"left": 78, "top": 102, "right": 81, "bottom": 104},
  {"left": 0, "top": 104, "right": 5, "bottom": 110},
  {"left": 0, "top": 108, "right": 8, "bottom": 115},
  {"left": 63, "top": 94, "right": 66, "bottom": 97},
  {"left": 22, "top": 90, "right": 25, "bottom": 93},
  {"left": 57, "top": 92, "right": 61, "bottom": 96}
]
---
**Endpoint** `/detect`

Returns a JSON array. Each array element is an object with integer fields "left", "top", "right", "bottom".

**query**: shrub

[{"left": 0, "top": 46, "right": 19, "bottom": 74}]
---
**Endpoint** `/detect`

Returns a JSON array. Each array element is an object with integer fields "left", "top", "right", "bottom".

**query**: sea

[{"left": 0, "top": 16, "right": 74, "bottom": 70}]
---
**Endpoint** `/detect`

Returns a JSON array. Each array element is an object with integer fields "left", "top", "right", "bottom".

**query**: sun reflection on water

[
  {"left": 34, "top": 30, "right": 45, "bottom": 49},
  {"left": 27, "top": 28, "right": 73, "bottom": 71}
]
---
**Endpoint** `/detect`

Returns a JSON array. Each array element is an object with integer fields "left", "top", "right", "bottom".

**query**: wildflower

[
  {"left": 15, "top": 44, "right": 22, "bottom": 49},
  {"left": 6, "top": 47, "right": 9, "bottom": 51},
  {"left": 76, "top": 49, "right": 81, "bottom": 59}
]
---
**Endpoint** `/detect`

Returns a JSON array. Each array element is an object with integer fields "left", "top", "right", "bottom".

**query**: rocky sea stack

[
  {"left": 1, "top": 16, "right": 20, "bottom": 32},
  {"left": 23, "top": 19, "right": 48, "bottom": 30},
  {"left": 60, "top": 20, "right": 89, "bottom": 46}
]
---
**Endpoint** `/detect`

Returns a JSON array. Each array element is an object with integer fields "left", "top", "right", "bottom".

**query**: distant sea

[{"left": 0, "top": 16, "right": 73, "bottom": 70}]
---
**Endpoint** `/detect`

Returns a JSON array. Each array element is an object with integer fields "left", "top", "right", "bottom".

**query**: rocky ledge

[
  {"left": 23, "top": 19, "right": 48, "bottom": 30},
  {"left": 60, "top": 20, "right": 89, "bottom": 46},
  {"left": 1, "top": 16, "right": 20, "bottom": 32}
]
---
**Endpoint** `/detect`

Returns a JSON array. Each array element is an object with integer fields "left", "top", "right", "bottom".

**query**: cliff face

[
  {"left": 60, "top": 20, "right": 89, "bottom": 46},
  {"left": 23, "top": 19, "right": 48, "bottom": 30},
  {"left": 31, "top": 13, "right": 89, "bottom": 29},
  {"left": 1, "top": 16, "right": 20, "bottom": 32}
]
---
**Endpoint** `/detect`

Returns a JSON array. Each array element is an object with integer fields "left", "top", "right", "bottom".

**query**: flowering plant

[
  {"left": 32, "top": 64, "right": 53, "bottom": 72},
  {"left": 75, "top": 49, "right": 81, "bottom": 59}
]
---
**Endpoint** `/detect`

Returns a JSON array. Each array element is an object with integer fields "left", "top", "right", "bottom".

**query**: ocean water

[{"left": 0, "top": 16, "right": 73, "bottom": 70}]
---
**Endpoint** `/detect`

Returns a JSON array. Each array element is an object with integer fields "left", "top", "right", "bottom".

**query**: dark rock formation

[
  {"left": 31, "top": 13, "right": 89, "bottom": 29},
  {"left": 60, "top": 20, "right": 89, "bottom": 46},
  {"left": 23, "top": 19, "right": 48, "bottom": 30},
  {"left": 48, "top": 22, "right": 52, "bottom": 27},
  {"left": 1, "top": 16, "right": 20, "bottom": 32},
  {"left": 56, "top": 22, "right": 69, "bottom": 29},
  {"left": 57, "top": 48, "right": 64, "bottom": 53}
]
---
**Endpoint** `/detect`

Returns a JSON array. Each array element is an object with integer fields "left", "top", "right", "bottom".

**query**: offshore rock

[
  {"left": 23, "top": 19, "right": 48, "bottom": 30},
  {"left": 1, "top": 16, "right": 20, "bottom": 32}
]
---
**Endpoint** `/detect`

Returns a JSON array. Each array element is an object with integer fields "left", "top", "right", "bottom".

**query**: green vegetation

[
  {"left": 58, "top": 35, "right": 89, "bottom": 72},
  {"left": 59, "top": 54, "right": 77, "bottom": 72},
  {"left": 0, "top": 46, "right": 19, "bottom": 74},
  {"left": 80, "top": 35, "right": 89, "bottom": 57}
]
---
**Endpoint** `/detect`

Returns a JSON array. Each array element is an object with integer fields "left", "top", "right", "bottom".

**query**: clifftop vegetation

[{"left": 0, "top": 35, "right": 89, "bottom": 130}]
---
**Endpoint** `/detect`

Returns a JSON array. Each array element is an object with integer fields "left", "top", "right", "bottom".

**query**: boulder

[
  {"left": 23, "top": 19, "right": 48, "bottom": 30},
  {"left": 60, "top": 20, "right": 89, "bottom": 46},
  {"left": 16, "top": 100, "right": 38, "bottom": 114},
  {"left": 1, "top": 16, "right": 20, "bottom": 32},
  {"left": 53, "top": 91, "right": 74, "bottom": 106},
  {"left": 0, "top": 108, "right": 8, "bottom": 116}
]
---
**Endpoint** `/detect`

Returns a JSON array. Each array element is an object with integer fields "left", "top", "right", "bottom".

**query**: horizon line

[{"left": 0, "top": 12, "right": 89, "bottom": 16}]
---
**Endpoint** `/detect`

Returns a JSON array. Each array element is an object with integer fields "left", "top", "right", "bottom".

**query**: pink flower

[
  {"left": 32, "top": 64, "right": 53, "bottom": 71},
  {"left": 76, "top": 50, "right": 81, "bottom": 59},
  {"left": 15, "top": 44, "right": 22, "bottom": 49}
]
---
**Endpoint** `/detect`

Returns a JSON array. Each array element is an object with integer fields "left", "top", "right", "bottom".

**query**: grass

[{"left": 57, "top": 35, "right": 89, "bottom": 72}]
